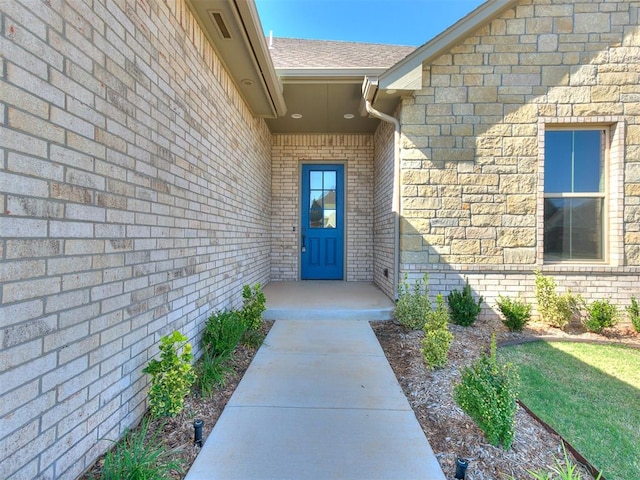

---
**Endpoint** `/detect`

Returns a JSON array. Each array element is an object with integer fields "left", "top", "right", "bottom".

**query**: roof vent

[{"left": 208, "top": 11, "right": 231, "bottom": 39}]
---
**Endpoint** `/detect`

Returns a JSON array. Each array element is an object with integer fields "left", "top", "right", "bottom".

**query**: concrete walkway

[{"left": 185, "top": 320, "right": 446, "bottom": 480}]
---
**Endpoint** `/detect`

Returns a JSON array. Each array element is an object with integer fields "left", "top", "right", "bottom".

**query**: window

[
  {"left": 543, "top": 129, "right": 606, "bottom": 261},
  {"left": 309, "top": 170, "right": 337, "bottom": 229}
]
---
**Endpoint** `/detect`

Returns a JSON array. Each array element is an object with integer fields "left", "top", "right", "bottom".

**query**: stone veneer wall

[
  {"left": 373, "top": 121, "right": 396, "bottom": 299},
  {"left": 0, "top": 1, "right": 272, "bottom": 478},
  {"left": 271, "top": 134, "right": 374, "bottom": 282},
  {"left": 399, "top": 0, "right": 640, "bottom": 311}
]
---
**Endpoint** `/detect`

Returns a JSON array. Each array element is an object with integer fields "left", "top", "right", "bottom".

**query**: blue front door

[{"left": 301, "top": 164, "right": 344, "bottom": 280}]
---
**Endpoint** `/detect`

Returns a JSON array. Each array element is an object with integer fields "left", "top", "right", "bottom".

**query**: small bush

[
  {"left": 240, "top": 283, "right": 266, "bottom": 331},
  {"left": 447, "top": 279, "right": 483, "bottom": 326},
  {"left": 583, "top": 298, "right": 619, "bottom": 334},
  {"left": 627, "top": 296, "right": 640, "bottom": 333},
  {"left": 496, "top": 295, "right": 532, "bottom": 332},
  {"left": 395, "top": 274, "right": 431, "bottom": 330},
  {"left": 202, "top": 310, "right": 246, "bottom": 358},
  {"left": 421, "top": 294, "right": 453, "bottom": 369},
  {"left": 143, "top": 331, "right": 195, "bottom": 418},
  {"left": 96, "top": 417, "right": 182, "bottom": 479},
  {"left": 453, "top": 335, "right": 519, "bottom": 449},
  {"left": 534, "top": 271, "right": 579, "bottom": 329},
  {"left": 196, "top": 349, "right": 233, "bottom": 398}
]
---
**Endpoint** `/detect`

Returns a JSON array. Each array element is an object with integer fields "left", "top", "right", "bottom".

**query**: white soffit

[{"left": 186, "top": 0, "right": 286, "bottom": 118}]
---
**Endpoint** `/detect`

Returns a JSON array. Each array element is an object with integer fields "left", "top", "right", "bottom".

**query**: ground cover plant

[
  {"left": 498, "top": 341, "right": 640, "bottom": 479},
  {"left": 454, "top": 336, "right": 519, "bottom": 449},
  {"left": 496, "top": 295, "right": 532, "bottom": 332},
  {"left": 143, "top": 331, "right": 195, "bottom": 418},
  {"left": 447, "top": 278, "right": 483, "bottom": 326},
  {"left": 394, "top": 273, "right": 431, "bottom": 330},
  {"left": 421, "top": 293, "right": 453, "bottom": 369},
  {"left": 92, "top": 417, "right": 183, "bottom": 480},
  {"left": 240, "top": 283, "right": 267, "bottom": 331},
  {"left": 534, "top": 272, "right": 579, "bottom": 328},
  {"left": 627, "top": 296, "right": 640, "bottom": 333},
  {"left": 511, "top": 444, "right": 601, "bottom": 480},
  {"left": 582, "top": 298, "right": 619, "bottom": 333}
]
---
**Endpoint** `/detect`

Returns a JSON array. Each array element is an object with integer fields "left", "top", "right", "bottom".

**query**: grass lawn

[{"left": 498, "top": 341, "right": 640, "bottom": 480}]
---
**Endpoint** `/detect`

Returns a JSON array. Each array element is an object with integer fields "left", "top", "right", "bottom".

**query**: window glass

[
  {"left": 544, "top": 198, "right": 603, "bottom": 261},
  {"left": 543, "top": 128, "right": 606, "bottom": 262},
  {"left": 545, "top": 130, "right": 603, "bottom": 193},
  {"left": 308, "top": 169, "right": 337, "bottom": 229},
  {"left": 324, "top": 171, "right": 336, "bottom": 190},
  {"left": 310, "top": 171, "right": 323, "bottom": 190}
]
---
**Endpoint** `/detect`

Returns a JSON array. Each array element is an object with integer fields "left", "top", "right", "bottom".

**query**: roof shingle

[{"left": 268, "top": 37, "right": 416, "bottom": 70}]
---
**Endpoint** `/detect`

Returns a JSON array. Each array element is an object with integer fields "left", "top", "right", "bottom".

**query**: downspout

[{"left": 364, "top": 97, "right": 401, "bottom": 301}]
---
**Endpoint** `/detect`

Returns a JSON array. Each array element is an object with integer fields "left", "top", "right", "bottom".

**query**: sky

[{"left": 255, "top": 0, "right": 487, "bottom": 47}]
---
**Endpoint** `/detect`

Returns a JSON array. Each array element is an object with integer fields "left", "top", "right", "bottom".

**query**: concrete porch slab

[{"left": 263, "top": 281, "right": 395, "bottom": 321}]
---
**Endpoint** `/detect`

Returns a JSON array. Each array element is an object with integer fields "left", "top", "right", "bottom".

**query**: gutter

[{"left": 363, "top": 77, "right": 401, "bottom": 300}]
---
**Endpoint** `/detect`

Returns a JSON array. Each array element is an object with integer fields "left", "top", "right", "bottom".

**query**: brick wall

[
  {"left": 0, "top": 1, "right": 272, "bottom": 478},
  {"left": 399, "top": 0, "right": 640, "bottom": 309},
  {"left": 373, "top": 121, "right": 396, "bottom": 298},
  {"left": 271, "top": 134, "right": 374, "bottom": 282}
]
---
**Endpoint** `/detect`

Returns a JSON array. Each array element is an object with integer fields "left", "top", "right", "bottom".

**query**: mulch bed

[{"left": 372, "top": 317, "right": 638, "bottom": 480}]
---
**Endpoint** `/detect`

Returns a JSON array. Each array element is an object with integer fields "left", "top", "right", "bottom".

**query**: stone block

[
  {"left": 506, "top": 195, "right": 536, "bottom": 214},
  {"left": 451, "top": 239, "right": 480, "bottom": 255},
  {"left": 466, "top": 227, "right": 496, "bottom": 239},
  {"left": 468, "top": 87, "right": 498, "bottom": 103},
  {"left": 497, "top": 228, "right": 536, "bottom": 247},
  {"left": 500, "top": 174, "right": 536, "bottom": 194},
  {"left": 434, "top": 87, "right": 467, "bottom": 103},
  {"left": 575, "top": 13, "right": 610, "bottom": 33},
  {"left": 504, "top": 247, "right": 536, "bottom": 264},
  {"left": 401, "top": 105, "right": 426, "bottom": 124},
  {"left": 400, "top": 235, "right": 423, "bottom": 251}
]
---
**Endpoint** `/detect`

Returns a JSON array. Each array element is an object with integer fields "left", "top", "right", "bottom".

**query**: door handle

[{"left": 301, "top": 234, "right": 306, "bottom": 253}]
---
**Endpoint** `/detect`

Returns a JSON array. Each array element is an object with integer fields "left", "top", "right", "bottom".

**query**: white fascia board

[
  {"left": 379, "top": 0, "right": 518, "bottom": 91},
  {"left": 234, "top": 0, "right": 287, "bottom": 116},
  {"left": 276, "top": 68, "right": 388, "bottom": 79}
]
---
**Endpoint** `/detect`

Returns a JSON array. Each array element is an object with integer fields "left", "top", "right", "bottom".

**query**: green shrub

[
  {"left": 97, "top": 417, "right": 182, "bottom": 479},
  {"left": 143, "top": 331, "right": 195, "bottom": 417},
  {"left": 447, "top": 279, "right": 483, "bottom": 326},
  {"left": 421, "top": 294, "right": 453, "bottom": 369},
  {"left": 395, "top": 274, "right": 431, "bottom": 330},
  {"left": 534, "top": 271, "right": 579, "bottom": 329},
  {"left": 627, "top": 296, "right": 640, "bottom": 333},
  {"left": 583, "top": 298, "right": 619, "bottom": 334},
  {"left": 496, "top": 295, "right": 532, "bottom": 332},
  {"left": 196, "top": 349, "right": 232, "bottom": 398},
  {"left": 453, "top": 335, "right": 519, "bottom": 449},
  {"left": 202, "top": 310, "right": 246, "bottom": 358},
  {"left": 240, "top": 283, "right": 267, "bottom": 331}
]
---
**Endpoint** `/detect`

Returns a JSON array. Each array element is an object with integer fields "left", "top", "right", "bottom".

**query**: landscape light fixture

[
  {"left": 194, "top": 419, "right": 203, "bottom": 447},
  {"left": 455, "top": 457, "right": 468, "bottom": 479}
]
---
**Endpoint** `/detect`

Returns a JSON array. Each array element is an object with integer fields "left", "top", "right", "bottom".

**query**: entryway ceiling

[{"left": 266, "top": 80, "right": 401, "bottom": 134}]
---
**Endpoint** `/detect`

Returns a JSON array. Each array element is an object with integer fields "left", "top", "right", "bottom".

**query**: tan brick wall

[
  {"left": 0, "top": 1, "right": 272, "bottom": 478},
  {"left": 271, "top": 134, "right": 374, "bottom": 282},
  {"left": 373, "top": 121, "right": 396, "bottom": 298},
  {"left": 400, "top": 0, "right": 640, "bottom": 306},
  {"left": 405, "top": 268, "right": 640, "bottom": 326}
]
